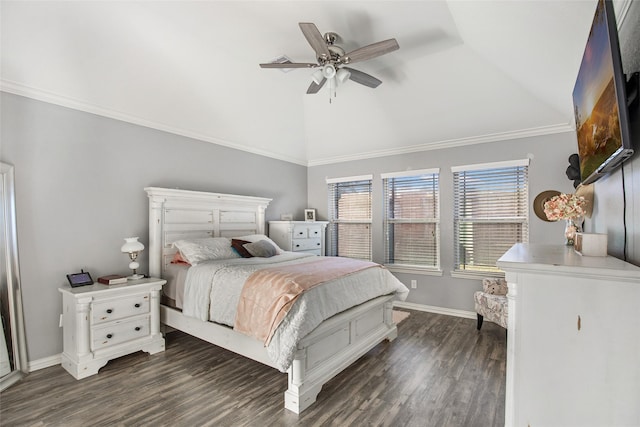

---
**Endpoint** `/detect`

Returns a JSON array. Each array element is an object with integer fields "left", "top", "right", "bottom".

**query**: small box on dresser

[
  {"left": 574, "top": 232, "right": 608, "bottom": 256},
  {"left": 269, "top": 220, "right": 329, "bottom": 255},
  {"left": 58, "top": 277, "right": 166, "bottom": 379}
]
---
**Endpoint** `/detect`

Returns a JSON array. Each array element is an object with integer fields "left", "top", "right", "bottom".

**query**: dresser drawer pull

[
  {"left": 106, "top": 333, "right": 113, "bottom": 339},
  {"left": 295, "top": 244, "right": 300, "bottom": 248},
  {"left": 135, "top": 326, "right": 141, "bottom": 331},
  {"left": 134, "top": 303, "right": 141, "bottom": 308},
  {"left": 317, "top": 243, "right": 320, "bottom": 246},
  {"left": 106, "top": 309, "right": 113, "bottom": 314}
]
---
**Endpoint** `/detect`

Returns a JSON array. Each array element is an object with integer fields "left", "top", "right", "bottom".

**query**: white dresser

[
  {"left": 59, "top": 277, "right": 166, "bottom": 379},
  {"left": 497, "top": 244, "right": 640, "bottom": 427},
  {"left": 269, "top": 221, "right": 328, "bottom": 255}
]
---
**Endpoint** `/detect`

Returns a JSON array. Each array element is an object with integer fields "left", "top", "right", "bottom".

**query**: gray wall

[
  {"left": 0, "top": 92, "right": 308, "bottom": 361},
  {"left": 307, "top": 132, "right": 579, "bottom": 312}
]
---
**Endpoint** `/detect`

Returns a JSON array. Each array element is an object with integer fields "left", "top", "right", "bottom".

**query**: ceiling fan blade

[
  {"left": 307, "top": 78, "right": 327, "bottom": 94},
  {"left": 344, "top": 39, "right": 399, "bottom": 64},
  {"left": 260, "top": 62, "right": 318, "bottom": 68},
  {"left": 299, "top": 22, "right": 331, "bottom": 61},
  {"left": 343, "top": 67, "right": 382, "bottom": 88}
]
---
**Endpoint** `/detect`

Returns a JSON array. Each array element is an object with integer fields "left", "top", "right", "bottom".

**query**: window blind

[
  {"left": 453, "top": 161, "right": 529, "bottom": 273},
  {"left": 327, "top": 178, "right": 372, "bottom": 260},
  {"left": 383, "top": 170, "right": 440, "bottom": 269}
]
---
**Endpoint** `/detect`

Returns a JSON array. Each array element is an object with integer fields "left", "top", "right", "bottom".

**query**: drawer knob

[
  {"left": 134, "top": 303, "right": 141, "bottom": 308},
  {"left": 106, "top": 333, "right": 113, "bottom": 339},
  {"left": 295, "top": 244, "right": 300, "bottom": 247},
  {"left": 135, "top": 326, "right": 141, "bottom": 331},
  {"left": 106, "top": 309, "right": 113, "bottom": 314},
  {"left": 317, "top": 243, "right": 320, "bottom": 246}
]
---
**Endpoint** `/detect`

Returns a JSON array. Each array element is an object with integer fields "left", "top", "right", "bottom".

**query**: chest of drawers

[
  {"left": 269, "top": 221, "right": 328, "bottom": 255},
  {"left": 58, "top": 278, "right": 165, "bottom": 379}
]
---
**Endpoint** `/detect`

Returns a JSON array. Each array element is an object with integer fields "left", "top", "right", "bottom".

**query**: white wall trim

[
  {"left": 2, "top": 79, "right": 575, "bottom": 169},
  {"left": 0, "top": 79, "right": 308, "bottom": 166},
  {"left": 393, "top": 301, "right": 476, "bottom": 320},
  {"left": 28, "top": 354, "right": 62, "bottom": 372},
  {"left": 308, "top": 123, "right": 574, "bottom": 166}
]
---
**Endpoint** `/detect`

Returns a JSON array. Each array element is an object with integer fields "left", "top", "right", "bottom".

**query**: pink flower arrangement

[{"left": 543, "top": 193, "right": 587, "bottom": 221}]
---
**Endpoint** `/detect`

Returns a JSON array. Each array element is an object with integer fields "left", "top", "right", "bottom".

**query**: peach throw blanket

[{"left": 234, "top": 257, "right": 380, "bottom": 345}]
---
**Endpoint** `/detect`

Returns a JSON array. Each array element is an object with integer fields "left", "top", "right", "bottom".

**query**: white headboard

[{"left": 145, "top": 187, "right": 272, "bottom": 279}]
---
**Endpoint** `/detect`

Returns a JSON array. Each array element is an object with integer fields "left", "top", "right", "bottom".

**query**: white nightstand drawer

[
  {"left": 92, "top": 293, "right": 150, "bottom": 324},
  {"left": 293, "top": 238, "right": 322, "bottom": 251},
  {"left": 92, "top": 315, "right": 150, "bottom": 351}
]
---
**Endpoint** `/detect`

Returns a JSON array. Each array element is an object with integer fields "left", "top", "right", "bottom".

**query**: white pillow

[
  {"left": 173, "top": 237, "right": 239, "bottom": 265},
  {"left": 234, "top": 234, "right": 284, "bottom": 254}
]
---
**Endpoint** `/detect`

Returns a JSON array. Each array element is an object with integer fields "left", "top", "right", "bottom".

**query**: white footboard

[
  {"left": 285, "top": 294, "right": 397, "bottom": 413},
  {"left": 160, "top": 294, "right": 397, "bottom": 413}
]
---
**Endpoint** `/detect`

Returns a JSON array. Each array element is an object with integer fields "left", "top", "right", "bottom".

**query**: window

[
  {"left": 382, "top": 169, "right": 440, "bottom": 271},
  {"left": 327, "top": 175, "right": 372, "bottom": 260},
  {"left": 452, "top": 159, "right": 529, "bottom": 275}
]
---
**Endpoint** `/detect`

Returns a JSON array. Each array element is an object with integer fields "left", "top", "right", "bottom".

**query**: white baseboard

[
  {"left": 393, "top": 301, "right": 476, "bottom": 320},
  {"left": 28, "top": 354, "right": 61, "bottom": 372}
]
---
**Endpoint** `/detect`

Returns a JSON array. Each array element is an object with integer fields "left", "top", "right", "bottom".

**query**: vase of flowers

[{"left": 543, "top": 193, "right": 587, "bottom": 246}]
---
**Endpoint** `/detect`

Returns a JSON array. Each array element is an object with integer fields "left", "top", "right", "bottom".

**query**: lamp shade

[
  {"left": 121, "top": 237, "right": 144, "bottom": 253},
  {"left": 322, "top": 64, "right": 336, "bottom": 79},
  {"left": 311, "top": 69, "right": 324, "bottom": 85},
  {"left": 336, "top": 68, "right": 351, "bottom": 83}
]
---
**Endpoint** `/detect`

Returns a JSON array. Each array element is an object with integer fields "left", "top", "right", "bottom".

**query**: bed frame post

[
  {"left": 284, "top": 349, "right": 322, "bottom": 414},
  {"left": 147, "top": 192, "right": 165, "bottom": 279}
]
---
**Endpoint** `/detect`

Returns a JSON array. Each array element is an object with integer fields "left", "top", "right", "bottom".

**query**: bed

[{"left": 145, "top": 187, "right": 408, "bottom": 413}]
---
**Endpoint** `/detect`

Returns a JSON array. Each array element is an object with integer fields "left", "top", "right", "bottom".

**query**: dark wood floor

[{"left": 0, "top": 310, "right": 506, "bottom": 427}]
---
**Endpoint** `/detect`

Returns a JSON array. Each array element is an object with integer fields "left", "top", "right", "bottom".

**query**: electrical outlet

[{"left": 410, "top": 279, "right": 417, "bottom": 289}]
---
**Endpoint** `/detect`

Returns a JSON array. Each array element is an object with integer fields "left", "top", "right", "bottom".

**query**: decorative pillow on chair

[
  {"left": 482, "top": 278, "right": 508, "bottom": 295},
  {"left": 243, "top": 239, "right": 278, "bottom": 258},
  {"left": 172, "top": 237, "right": 239, "bottom": 265}
]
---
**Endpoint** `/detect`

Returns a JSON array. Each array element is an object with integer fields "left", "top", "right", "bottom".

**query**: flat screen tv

[{"left": 572, "top": 0, "right": 633, "bottom": 185}]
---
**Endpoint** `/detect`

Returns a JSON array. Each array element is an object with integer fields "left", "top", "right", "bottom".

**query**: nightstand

[
  {"left": 269, "top": 221, "right": 328, "bottom": 255},
  {"left": 58, "top": 277, "right": 166, "bottom": 379}
]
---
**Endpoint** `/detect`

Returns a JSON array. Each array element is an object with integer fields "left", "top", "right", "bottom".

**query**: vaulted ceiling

[{"left": 1, "top": 1, "right": 609, "bottom": 166}]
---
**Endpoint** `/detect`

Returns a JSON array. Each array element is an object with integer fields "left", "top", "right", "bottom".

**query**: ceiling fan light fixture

[
  {"left": 322, "top": 64, "right": 336, "bottom": 79},
  {"left": 311, "top": 69, "right": 324, "bottom": 85},
  {"left": 336, "top": 68, "right": 351, "bottom": 83}
]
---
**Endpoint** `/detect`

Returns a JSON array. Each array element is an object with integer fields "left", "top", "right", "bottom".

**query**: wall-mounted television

[{"left": 572, "top": 0, "right": 634, "bottom": 185}]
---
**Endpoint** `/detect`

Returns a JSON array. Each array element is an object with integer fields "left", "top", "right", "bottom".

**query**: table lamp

[{"left": 121, "top": 237, "right": 144, "bottom": 280}]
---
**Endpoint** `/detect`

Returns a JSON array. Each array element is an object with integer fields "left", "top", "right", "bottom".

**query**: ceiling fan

[{"left": 260, "top": 22, "right": 399, "bottom": 97}]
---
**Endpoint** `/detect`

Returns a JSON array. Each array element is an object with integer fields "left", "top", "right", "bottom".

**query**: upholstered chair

[{"left": 474, "top": 278, "right": 508, "bottom": 330}]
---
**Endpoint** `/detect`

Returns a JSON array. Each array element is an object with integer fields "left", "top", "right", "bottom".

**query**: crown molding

[
  {"left": 2, "top": 80, "right": 574, "bottom": 169},
  {"left": 0, "top": 80, "right": 308, "bottom": 166},
  {"left": 307, "top": 123, "right": 574, "bottom": 166}
]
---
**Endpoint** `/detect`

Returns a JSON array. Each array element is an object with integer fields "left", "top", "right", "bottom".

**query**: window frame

[
  {"left": 451, "top": 159, "right": 530, "bottom": 279},
  {"left": 326, "top": 174, "right": 373, "bottom": 261},
  {"left": 382, "top": 168, "right": 442, "bottom": 275}
]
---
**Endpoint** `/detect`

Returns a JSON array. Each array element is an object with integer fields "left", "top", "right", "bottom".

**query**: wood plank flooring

[{"left": 0, "top": 310, "right": 506, "bottom": 426}]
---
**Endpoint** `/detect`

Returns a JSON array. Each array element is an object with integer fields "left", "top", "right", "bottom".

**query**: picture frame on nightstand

[{"left": 304, "top": 209, "right": 316, "bottom": 222}]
